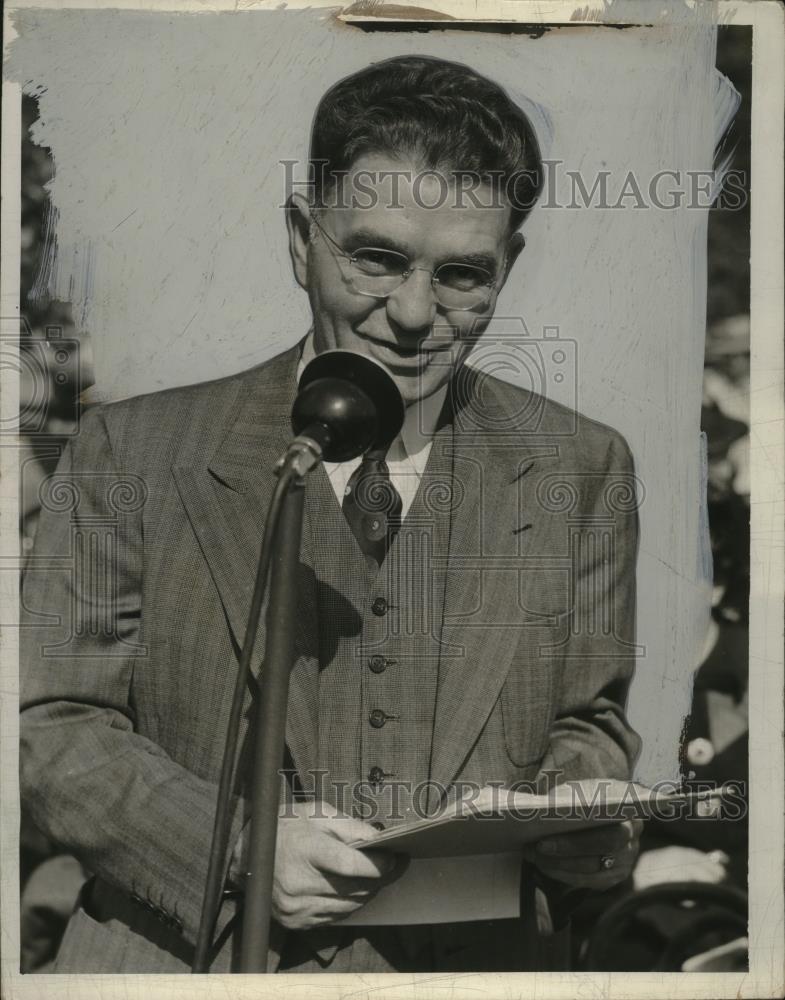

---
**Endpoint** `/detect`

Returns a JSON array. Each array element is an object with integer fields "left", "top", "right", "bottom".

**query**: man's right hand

[{"left": 232, "top": 801, "right": 403, "bottom": 930}]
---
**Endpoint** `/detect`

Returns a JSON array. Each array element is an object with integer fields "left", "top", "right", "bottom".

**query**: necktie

[{"left": 342, "top": 446, "right": 403, "bottom": 567}]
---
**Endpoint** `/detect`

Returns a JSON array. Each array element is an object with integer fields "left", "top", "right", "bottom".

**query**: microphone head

[{"left": 293, "top": 349, "right": 405, "bottom": 462}]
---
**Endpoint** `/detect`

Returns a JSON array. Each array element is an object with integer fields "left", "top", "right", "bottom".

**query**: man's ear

[
  {"left": 285, "top": 192, "right": 311, "bottom": 290},
  {"left": 500, "top": 231, "right": 526, "bottom": 287}
]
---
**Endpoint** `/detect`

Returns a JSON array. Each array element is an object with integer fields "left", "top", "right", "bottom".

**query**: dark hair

[{"left": 309, "top": 55, "right": 543, "bottom": 230}]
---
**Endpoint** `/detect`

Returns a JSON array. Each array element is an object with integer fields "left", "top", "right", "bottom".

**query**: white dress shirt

[{"left": 298, "top": 335, "right": 447, "bottom": 518}]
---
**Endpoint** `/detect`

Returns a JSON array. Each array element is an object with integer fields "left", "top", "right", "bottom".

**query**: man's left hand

[{"left": 523, "top": 819, "right": 643, "bottom": 890}]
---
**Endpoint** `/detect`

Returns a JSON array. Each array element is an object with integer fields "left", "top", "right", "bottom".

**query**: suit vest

[{"left": 301, "top": 423, "right": 455, "bottom": 827}]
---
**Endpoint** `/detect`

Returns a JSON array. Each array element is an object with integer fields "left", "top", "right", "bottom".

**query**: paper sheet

[{"left": 337, "top": 852, "right": 523, "bottom": 926}]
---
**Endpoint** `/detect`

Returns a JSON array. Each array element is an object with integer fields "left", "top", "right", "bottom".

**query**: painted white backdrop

[{"left": 9, "top": 8, "right": 723, "bottom": 782}]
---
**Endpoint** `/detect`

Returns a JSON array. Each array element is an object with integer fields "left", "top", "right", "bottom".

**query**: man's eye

[
  {"left": 436, "top": 263, "right": 493, "bottom": 291},
  {"left": 351, "top": 248, "right": 407, "bottom": 276}
]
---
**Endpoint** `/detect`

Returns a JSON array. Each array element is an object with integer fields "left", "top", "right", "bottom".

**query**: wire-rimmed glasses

[{"left": 309, "top": 213, "right": 502, "bottom": 312}]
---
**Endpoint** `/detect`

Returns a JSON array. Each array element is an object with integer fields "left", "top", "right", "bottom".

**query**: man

[{"left": 20, "top": 55, "right": 642, "bottom": 974}]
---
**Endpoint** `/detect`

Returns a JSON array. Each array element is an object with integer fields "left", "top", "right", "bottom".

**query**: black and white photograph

[{"left": 1, "top": 1, "right": 782, "bottom": 996}]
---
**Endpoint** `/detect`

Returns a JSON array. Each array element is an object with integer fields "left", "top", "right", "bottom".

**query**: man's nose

[{"left": 385, "top": 269, "right": 437, "bottom": 334}]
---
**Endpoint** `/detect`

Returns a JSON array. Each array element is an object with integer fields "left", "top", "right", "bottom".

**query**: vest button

[
  {"left": 369, "top": 655, "right": 387, "bottom": 673},
  {"left": 371, "top": 597, "right": 388, "bottom": 616},
  {"left": 369, "top": 709, "right": 387, "bottom": 729},
  {"left": 368, "top": 766, "right": 386, "bottom": 785}
]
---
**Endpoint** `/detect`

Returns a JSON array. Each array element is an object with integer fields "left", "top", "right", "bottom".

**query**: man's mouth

[
  {"left": 362, "top": 335, "right": 425, "bottom": 363},
  {"left": 360, "top": 333, "right": 454, "bottom": 364},
  {"left": 382, "top": 341, "right": 420, "bottom": 359}
]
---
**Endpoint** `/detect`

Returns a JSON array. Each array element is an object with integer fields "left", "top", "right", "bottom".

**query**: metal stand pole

[{"left": 239, "top": 477, "right": 305, "bottom": 972}]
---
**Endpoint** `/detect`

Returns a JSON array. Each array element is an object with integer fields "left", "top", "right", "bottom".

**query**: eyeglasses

[{"left": 309, "top": 213, "right": 502, "bottom": 312}]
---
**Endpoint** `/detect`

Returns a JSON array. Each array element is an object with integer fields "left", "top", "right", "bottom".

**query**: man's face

[{"left": 287, "top": 153, "right": 524, "bottom": 406}]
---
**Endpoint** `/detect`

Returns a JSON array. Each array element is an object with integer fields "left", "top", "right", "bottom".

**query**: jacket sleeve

[
  {"left": 536, "top": 429, "right": 642, "bottom": 789},
  {"left": 19, "top": 405, "right": 243, "bottom": 947}
]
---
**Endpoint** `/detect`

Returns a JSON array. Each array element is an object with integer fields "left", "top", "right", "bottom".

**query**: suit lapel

[
  {"left": 171, "top": 343, "right": 321, "bottom": 781},
  {"left": 428, "top": 370, "right": 538, "bottom": 803}
]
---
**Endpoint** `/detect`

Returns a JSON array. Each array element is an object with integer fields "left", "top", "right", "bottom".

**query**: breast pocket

[{"left": 499, "top": 657, "right": 556, "bottom": 767}]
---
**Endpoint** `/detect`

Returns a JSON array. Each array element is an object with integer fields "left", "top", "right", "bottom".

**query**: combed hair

[{"left": 309, "top": 55, "right": 543, "bottom": 229}]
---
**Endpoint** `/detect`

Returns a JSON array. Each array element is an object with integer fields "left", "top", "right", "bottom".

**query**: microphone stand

[{"left": 239, "top": 466, "right": 305, "bottom": 971}]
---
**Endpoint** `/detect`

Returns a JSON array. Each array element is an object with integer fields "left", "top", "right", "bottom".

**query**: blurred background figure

[
  {"left": 18, "top": 92, "right": 93, "bottom": 973},
  {"left": 570, "top": 26, "right": 751, "bottom": 972}
]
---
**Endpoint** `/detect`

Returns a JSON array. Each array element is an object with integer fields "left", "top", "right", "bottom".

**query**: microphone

[{"left": 290, "top": 349, "right": 405, "bottom": 463}]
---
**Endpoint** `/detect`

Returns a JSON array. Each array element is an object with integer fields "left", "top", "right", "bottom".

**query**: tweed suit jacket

[{"left": 19, "top": 340, "right": 642, "bottom": 973}]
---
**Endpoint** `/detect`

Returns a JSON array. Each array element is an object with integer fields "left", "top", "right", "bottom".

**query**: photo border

[{"left": 1, "top": 1, "right": 782, "bottom": 997}]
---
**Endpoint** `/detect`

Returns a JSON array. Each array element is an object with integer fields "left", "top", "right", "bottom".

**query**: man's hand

[
  {"left": 523, "top": 819, "right": 643, "bottom": 891},
  {"left": 231, "top": 801, "right": 404, "bottom": 931},
  {"left": 633, "top": 845, "right": 729, "bottom": 891}
]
